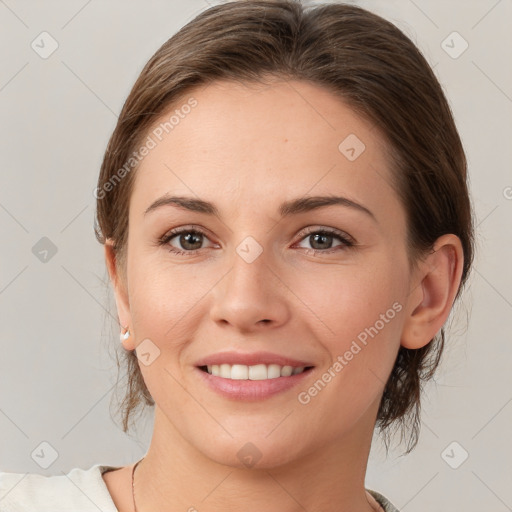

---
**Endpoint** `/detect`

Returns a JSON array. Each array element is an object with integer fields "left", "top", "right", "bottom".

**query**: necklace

[{"left": 132, "top": 457, "right": 144, "bottom": 512}]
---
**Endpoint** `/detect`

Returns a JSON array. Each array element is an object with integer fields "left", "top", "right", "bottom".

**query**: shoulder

[
  {"left": 0, "top": 464, "right": 120, "bottom": 512},
  {"left": 367, "top": 488, "right": 401, "bottom": 512}
]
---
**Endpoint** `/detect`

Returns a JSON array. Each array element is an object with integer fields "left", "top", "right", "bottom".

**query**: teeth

[{"left": 205, "top": 363, "right": 307, "bottom": 380}]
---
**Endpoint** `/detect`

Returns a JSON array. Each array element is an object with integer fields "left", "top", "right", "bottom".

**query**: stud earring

[{"left": 120, "top": 325, "right": 130, "bottom": 343}]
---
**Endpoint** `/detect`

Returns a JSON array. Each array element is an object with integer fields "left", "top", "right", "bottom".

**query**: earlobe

[{"left": 401, "top": 234, "right": 464, "bottom": 350}]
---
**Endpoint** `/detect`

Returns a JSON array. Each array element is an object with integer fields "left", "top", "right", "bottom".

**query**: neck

[{"left": 134, "top": 400, "right": 381, "bottom": 512}]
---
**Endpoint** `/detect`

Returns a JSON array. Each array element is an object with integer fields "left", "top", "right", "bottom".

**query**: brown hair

[{"left": 95, "top": 0, "right": 474, "bottom": 454}]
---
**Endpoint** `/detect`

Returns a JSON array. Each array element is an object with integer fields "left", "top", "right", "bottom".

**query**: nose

[{"left": 208, "top": 244, "right": 291, "bottom": 333}]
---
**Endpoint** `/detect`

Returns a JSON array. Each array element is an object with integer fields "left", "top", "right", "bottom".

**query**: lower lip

[{"left": 195, "top": 366, "right": 314, "bottom": 401}]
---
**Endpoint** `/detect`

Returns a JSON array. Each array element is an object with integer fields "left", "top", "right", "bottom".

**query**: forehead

[
  {"left": 149, "top": 78, "right": 383, "bottom": 158},
  {"left": 130, "top": 78, "right": 399, "bottom": 224}
]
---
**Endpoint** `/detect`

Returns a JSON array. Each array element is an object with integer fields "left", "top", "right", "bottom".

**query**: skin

[{"left": 103, "top": 78, "right": 464, "bottom": 512}]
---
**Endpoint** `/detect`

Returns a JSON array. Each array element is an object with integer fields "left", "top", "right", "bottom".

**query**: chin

[{"left": 196, "top": 434, "right": 305, "bottom": 470}]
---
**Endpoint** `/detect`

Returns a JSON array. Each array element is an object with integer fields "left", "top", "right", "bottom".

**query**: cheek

[
  {"left": 129, "top": 240, "right": 196, "bottom": 309},
  {"left": 292, "top": 256, "right": 406, "bottom": 344},
  {"left": 290, "top": 255, "right": 407, "bottom": 403},
  {"left": 127, "top": 251, "right": 222, "bottom": 355},
  {"left": 294, "top": 262, "right": 405, "bottom": 417},
  {"left": 127, "top": 264, "right": 196, "bottom": 400}
]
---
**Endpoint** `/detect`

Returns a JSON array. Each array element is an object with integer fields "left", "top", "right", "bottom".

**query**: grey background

[{"left": 1, "top": 0, "right": 511, "bottom": 510}]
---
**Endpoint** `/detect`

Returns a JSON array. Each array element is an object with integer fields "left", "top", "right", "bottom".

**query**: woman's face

[{"left": 115, "top": 79, "right": 415, "bottom": 467}]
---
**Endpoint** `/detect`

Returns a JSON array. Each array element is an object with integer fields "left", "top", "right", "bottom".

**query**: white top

[
  {"left": 0, "top": 464, "right": 400, "bottom": 511},
  {"left": 0, "top": 464, "right": 120, "bottom": 512}
]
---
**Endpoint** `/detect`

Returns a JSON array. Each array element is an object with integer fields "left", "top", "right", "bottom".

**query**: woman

[{"left": 0, "top": 1, "right": 473, "bottom": 511}]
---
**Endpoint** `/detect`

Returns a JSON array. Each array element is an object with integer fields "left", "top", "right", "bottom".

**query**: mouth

[{"left": 198, "top": 364, "right": 315, "bottom": 380}]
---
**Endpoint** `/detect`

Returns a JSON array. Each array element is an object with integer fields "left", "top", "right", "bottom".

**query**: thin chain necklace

[{"left": 131, "top": 457, "right": 144, "bottom": 512}]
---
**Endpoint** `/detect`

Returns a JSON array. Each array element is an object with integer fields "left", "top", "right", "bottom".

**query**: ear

[
  {"left": 105, "top": 239, "right": 136, "bottom": 350},
  {"left": 401, "top": 234, "right": 464, "bottom": 349}
]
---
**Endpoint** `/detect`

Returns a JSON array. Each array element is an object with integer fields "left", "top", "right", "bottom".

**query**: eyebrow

[{"left": 144, "top": 194, "right": 376, "bottom": 221}]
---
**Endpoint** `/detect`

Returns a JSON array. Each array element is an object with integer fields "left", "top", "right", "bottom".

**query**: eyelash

[{"left": 157, "top": 225, "right": 355, "bottom": 257}]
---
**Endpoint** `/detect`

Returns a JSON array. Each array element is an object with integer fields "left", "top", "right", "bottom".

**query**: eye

[
  {"left": 158, "top": 226, "right": 215, "bottom": 256},
  {"left": 294, "top": 227, "right": 355, "bottom": 255},
  {"left": 157, "top": 225, "right": 355, "bottom": 257}
]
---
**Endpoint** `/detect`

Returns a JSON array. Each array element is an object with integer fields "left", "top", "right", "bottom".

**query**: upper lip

[{"left": 194, "top": 351, "right": 314, "bottom": 368}]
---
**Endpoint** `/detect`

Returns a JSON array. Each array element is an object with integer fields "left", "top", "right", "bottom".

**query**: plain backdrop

[{"left": 0, "top": 1, "right": 511, "bottom": 510}]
